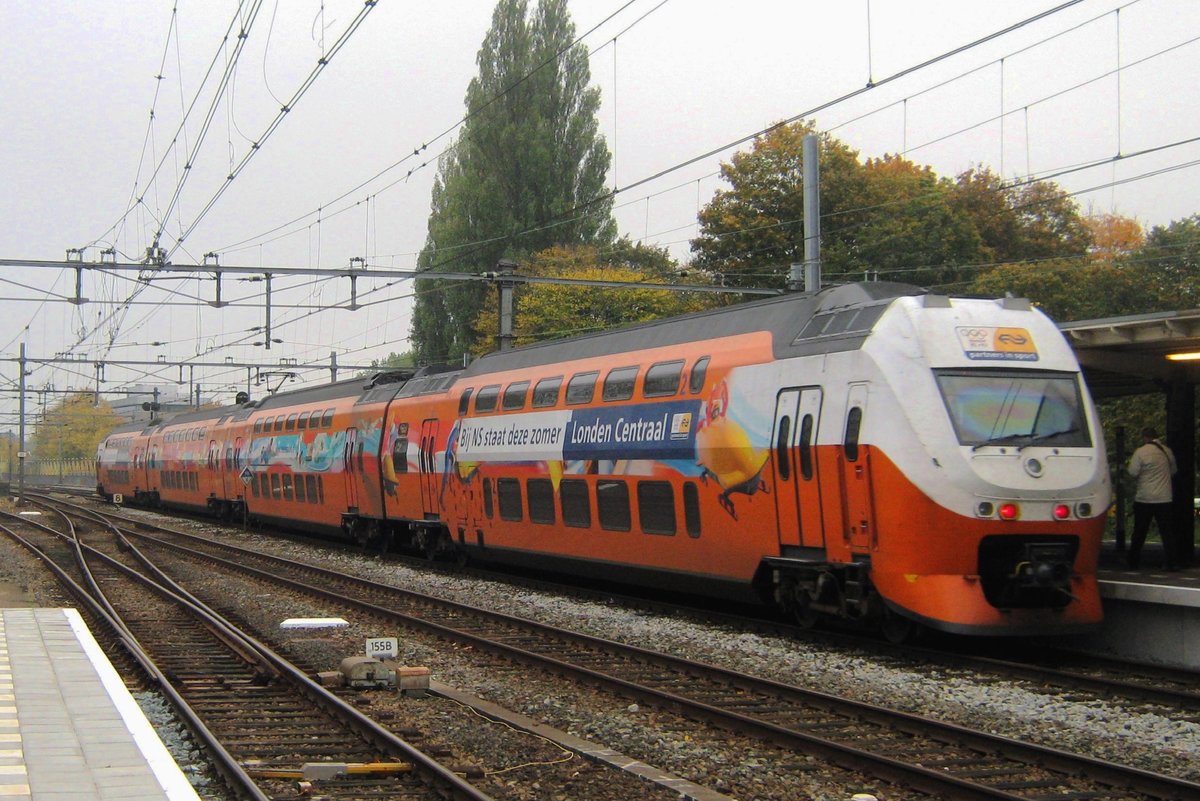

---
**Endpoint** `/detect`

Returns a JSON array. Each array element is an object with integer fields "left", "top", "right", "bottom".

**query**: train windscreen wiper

[
  {"left": 971, "top": 425, "right": 1080, "bottom": 451},
  {"left": 971, "top": 432, "right": 1033, "bottom": 451}
]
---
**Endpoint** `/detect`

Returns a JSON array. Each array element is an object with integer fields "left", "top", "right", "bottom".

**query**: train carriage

[
  {"left": 96, "top": 420, "right": 152, "bottom": 503},
  {"left": 240, "top": 375, "right": 411, "bottom": 537},
  {"left": 147, "top": 408, "right": 229, "bottom": 513}
]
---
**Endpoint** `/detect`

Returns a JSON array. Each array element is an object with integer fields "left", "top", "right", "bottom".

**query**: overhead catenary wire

[
  {"left": 215, "top": 0, "right": 661, "bottom": 258},
  {"left": 9, "top": 0, "right": 1200, "bottom": 410}
]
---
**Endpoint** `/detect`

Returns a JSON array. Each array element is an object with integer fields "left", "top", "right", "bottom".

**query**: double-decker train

[{"left": 97, "top": 282, "right": 1112, "bottom": 638}]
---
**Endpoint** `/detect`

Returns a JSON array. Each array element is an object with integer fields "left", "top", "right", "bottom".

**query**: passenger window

[
  {"left": 306, "top": 475, "right": 318, "bottom": 503},
  {"left": 527, "top": 479, "right": 555, "bottom": 524},
  {"left": 637, "top": 481, "right": 676, "bottom": 535},
  {"left": 297, "top": 412, "right": 309, "bottom": 430},
  {"left": 271, "top": 473, "right": 281, "bottom": 498},
  {"left": 322, "top": 409, "right": 335, "bottom": 428},
  {"left": 644, "top": 361, "right": 684, "bottom": 397},
  {"left": 566, "top": 371, "right": 599, "bottom": 405},
  {"left": 263, "top": 417, "right": 274, "bottom": 432},
  {"left": 483, "top": 478, "right": 494, "bottom": 519},
  {"left": 497, "top": 478, "right": 523, "bottom": 521},
  {"left": 532, "top": 377, "right": 562, "bottom": 408},
  {"left": 597, "top": 480, "right": 631, "bottom": 531},
  {"left": 844, "top": 407, "right": 863, "bottom": 462},
  {"left": 475, "top": 385, "right": 500, "bottom": 413},
  {"left": 775, "top": 416, "right": 792, "bottom": 482},
  {"left": 253, "top": 420, "right": 263, "bottom": 434},
  {"left": 286, "top": 414, "right": 297, "bottom": 431},
  {"left": 458, "top": 389, "right": 473, "bottom": 416},
  {"left": 560, "top": 479, "right": 591, "bottom": 527},
  {"left": 274, "top": 417, "right": 285, "bottom": 432},
  {"left": 799, "top": 414, "right": 814, "bottom": 480},
  {"left": 282, "top": 474, "right": 294, "bottom": 501},
  {"left": 603, "top": 366, "right": 638, "bottom": 402},
  {"left": 251, "top": 475, "right": 261, "bottom": 498},
  {"left": 689, "top": 356, "right": 710, "bottom": 394},
  {"left": 683, "top": 482, "right": 701, "bottom": 538},
  {"left": 503, "top": 382, "right": 529, "bottom": 411},
  {"left": 295, "top": 476, "right": 307, "bottom": 503}
]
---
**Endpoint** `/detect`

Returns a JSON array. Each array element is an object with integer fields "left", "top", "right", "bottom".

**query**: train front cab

[
  {"left": 764, "top": 378, "right": 1105, "bottom": 639},
  {"left": 763, "top": 294, "right": 1109, "bottom": 639}
]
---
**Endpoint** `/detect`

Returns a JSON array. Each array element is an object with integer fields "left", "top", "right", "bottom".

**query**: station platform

[
  {"left": 1062, "top": 543, "right": 1200, "bottom": 668},
  {"left": 0, "top": 608, "right": 199, "bottom": 801}
]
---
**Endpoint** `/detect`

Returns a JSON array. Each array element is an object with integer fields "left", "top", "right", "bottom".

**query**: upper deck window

[
  {"left": 689, "top": 357, "right": 710, "bottom": 394},
  {"left": 532, "top": 377, "right": 562, "bottom": 408},
  {"left": 935, "top": 370, "right": 1091, "bottom": 448},
  {"left": 475, "top": 385, "right": 500, "bottom": 413},
  {"left": 566, "top": 372, "right": 599, "bottom": 405},
  {"left": 644, "top": 361, "right": 684, "bottom": 398},
  {"left": 502, "top": 381, "right": 529, "bottom": 411},
  {"left": 602, "top": 366, "right": 638, "bottom": 402}
]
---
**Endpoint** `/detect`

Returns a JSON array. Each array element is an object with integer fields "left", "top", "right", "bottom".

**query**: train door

[
  {"left": 343, "top": 427, "right": 359, "bottom": 511},
  {"left": 231, "top": 438, "right": 246, "bottom": 501},
  {"left": 838, "top": 383, "right": 875, "bottom": 552},
  {"left": 771, "top": 388, "right": 824, "bottom": 550},
  {"left": 419, "top": 418, "right": 440, "bottom": 517},
  {"left": 207, "top": 440, "right": 220, "bottom": 498}
]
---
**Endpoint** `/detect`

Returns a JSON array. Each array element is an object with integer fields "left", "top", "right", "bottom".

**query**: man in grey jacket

[{"left": 1126, "top": 427, "right": 1179, "bottom": 571}]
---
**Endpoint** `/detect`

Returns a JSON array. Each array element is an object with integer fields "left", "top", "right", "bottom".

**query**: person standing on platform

[{"left": 1126, "top": 427, "right": 1179, "bottom": 570}]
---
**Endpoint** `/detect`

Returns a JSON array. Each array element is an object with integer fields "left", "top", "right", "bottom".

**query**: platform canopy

[{"left": 1058, "top": 308, "right": 1200, "bottom": 399}]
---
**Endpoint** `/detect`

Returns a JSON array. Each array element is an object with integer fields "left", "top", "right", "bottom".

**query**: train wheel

[
  {"left": 880, "top": 607, "right": 920, "bottom": 644},
  {"left": 793, "top": 603, "right": 820, "bottom": 629},
  {"left": 423, "top": 533, "right": 441, "bottom": 561}
]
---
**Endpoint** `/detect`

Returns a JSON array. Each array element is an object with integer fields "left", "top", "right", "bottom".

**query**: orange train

[{"left": 97, "top": 282, "right": 1112, "bottom": 638}]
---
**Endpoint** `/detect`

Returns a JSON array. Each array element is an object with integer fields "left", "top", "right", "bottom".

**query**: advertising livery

[{"left": 98, "top": 282, "right": 1111, "bottom": 640}]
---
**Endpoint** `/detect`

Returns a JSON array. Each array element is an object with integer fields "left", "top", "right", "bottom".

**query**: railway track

[
  {"left": 64, "top": 492, "right": 1200, "bottom": 719},
  {"left": 0, "top": 503, "right": 495, "bottom": 801},
  {"left": 40, "top": 495, "right": 1200, "bottom": 801}
]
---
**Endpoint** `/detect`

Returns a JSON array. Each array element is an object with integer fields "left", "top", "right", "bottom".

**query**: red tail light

[
  {"left": 1053, "top": 504, "right": 1071, "bottom": 520},
  {"left": 998, "top": 503, "right": 1020, "bottom": 520}
]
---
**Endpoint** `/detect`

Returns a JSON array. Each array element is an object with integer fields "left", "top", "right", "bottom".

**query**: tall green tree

[{"left": 410, "top": 0, "right": 615, "bottom": 364}]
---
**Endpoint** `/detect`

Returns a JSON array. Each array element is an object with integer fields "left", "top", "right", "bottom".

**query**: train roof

[{"left": 461, "top": 281, "right": 926, "bottom": 376}]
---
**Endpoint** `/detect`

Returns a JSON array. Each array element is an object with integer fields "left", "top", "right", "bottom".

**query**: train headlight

[
  {"left": 1053, "top": 504, "right": 1071, "bottom": 520},
  {"left": 998, "top": 502, "right": 1020, "bottom": 520},
  {"left": 1075, "top": 502, "right": 1092, "bottom": 518},
  {"left": 976, "top": 501, "right": 995, "bottom": 518}
]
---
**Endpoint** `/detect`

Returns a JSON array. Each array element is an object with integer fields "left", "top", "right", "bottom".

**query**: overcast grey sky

[{"left": 1, "top": 0, "right": 1198, "bottom": 420}]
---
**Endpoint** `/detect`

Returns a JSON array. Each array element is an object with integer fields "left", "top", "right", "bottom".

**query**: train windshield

[{"left": 935, "top": 370, "right": 1091, "bottom": 449}]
